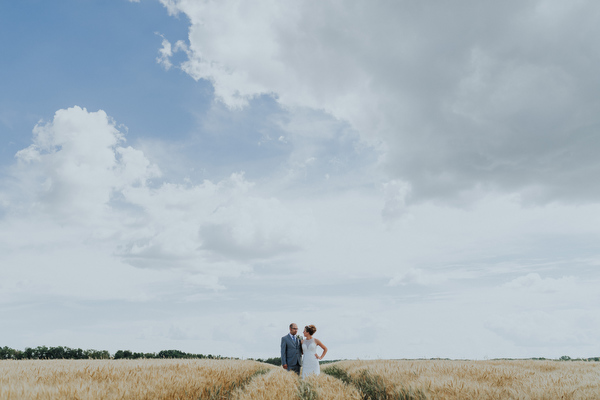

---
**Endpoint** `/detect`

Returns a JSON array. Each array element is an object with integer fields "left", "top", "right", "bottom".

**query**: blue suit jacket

[{"left": 281, "top": 334, "right": 301, "bottom": 367}]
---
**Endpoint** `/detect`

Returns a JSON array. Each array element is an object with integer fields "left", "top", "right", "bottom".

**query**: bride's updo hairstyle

[{"left": 305, "top": 325, "right": 317, "bottom": 335}]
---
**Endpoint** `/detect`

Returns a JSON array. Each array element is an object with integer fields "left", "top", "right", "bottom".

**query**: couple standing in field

[{"left": 280, "top": 323, "right": 328, "bottom": 379}]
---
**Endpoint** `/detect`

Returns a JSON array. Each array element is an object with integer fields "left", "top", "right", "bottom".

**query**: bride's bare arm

[{"left": 314, "top": 339, "right": 328, "bottom": 360}]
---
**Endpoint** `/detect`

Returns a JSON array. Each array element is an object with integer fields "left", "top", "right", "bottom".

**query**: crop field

[
  {"left": 325, "top": 360, "right": 600, "bottom": 399},
  {"left": 1, "top": 358, "right": 599, "bottom": 399},
  {"left": 0, "top": 359, "right": 270, "bottom": 400}
]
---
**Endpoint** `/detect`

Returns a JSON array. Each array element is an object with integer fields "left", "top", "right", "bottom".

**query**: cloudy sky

[{"left": 1, "top": 0, "right": 599, "bottom": 360}]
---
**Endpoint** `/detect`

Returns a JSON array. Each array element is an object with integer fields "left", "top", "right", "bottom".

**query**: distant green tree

[
  {"left": 1, "top": 346, "right": 223, "bottom": 360},
  {"left": 159, "top": 349, "right": 187, "bottom": 358},
  {"left": 84, "top": 349, "right": 110, "bottom": 359},
  {"left": 114, "top": 350, "right": 125, "bottom": 359},
  {"left": 54, "top": 346, "right": 68, "bottom": 359},
  {"left": 23, "top": 348, "right": 34, "bottom": 359},
  {"left": 33, "top": 346, "right": 50, "bottom": 359},
  {"left": 0, "top": 346, "right": 17, "bottom": 359}
]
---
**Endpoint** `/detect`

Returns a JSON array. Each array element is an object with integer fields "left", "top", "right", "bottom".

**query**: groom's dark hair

[{"left": 289, "top": 323, "right": 296, "bottom": 328}]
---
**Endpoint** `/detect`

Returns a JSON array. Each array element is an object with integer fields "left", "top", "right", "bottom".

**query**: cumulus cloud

[
  {"left": 13, "top": 107, "right": 160, "bottom": 218},
  {"left": 3, "top": 106, "right": 312, "bottom": 293},
  {"left": 198, "top": 195, "right": 308, "bottom": 261},
  {"left": 159, "top": 0, "right": 600, "bottom": 205}
]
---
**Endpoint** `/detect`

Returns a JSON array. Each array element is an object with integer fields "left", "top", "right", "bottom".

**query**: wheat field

[
  {"left": 0, "top": 359, "right": 269, "bottom": 400},
  {"left": 1, "top": 359, "right": 599, "bottom": 399},
  {"left": 328, "top": 359, "right": 600, "bottom": 400},
  {"left": 232, "top": 367, "right": 361, "bottom": 400}
]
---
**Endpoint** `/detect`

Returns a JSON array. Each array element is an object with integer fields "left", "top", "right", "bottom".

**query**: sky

[{"left": 1, "top": 0, "right": 599, "bottom": 361}]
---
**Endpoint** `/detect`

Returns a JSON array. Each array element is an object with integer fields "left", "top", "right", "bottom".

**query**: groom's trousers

[{"left": 287, "top": 363, "right": 300, "bottom": 375}]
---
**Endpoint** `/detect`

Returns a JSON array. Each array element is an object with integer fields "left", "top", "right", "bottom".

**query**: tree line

[
  {"left": 0, "top": 346, "right": 226, "bottom": 360},
  {"left": 2, "top": 347, "right": 597, "bottom": 363},
  {"left": 249, "top": 357, "right": 281, "bottom": 366}
]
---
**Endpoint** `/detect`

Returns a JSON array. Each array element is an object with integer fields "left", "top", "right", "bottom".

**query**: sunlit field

[
  {"left": 0, "top": 359, "right": 270, "bottom": 400},
  {"left": 232, "top": 368, "right": 361, "bottom": 400},
  {"left": 1, "top": 358, "right": 599, "bottom": 399},
  {"left": 326, "top": 360, "right": 600, "bottom": 399}
]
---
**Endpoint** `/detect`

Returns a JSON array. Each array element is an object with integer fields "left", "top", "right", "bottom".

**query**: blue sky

[
  {"left": 1, "top": 0, "right": 198, "bottom": 156},
  {"left": 1, "top": 0, "right": 600, "bottom": 360}
]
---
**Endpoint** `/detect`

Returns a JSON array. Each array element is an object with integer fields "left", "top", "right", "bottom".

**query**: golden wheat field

[
  {"left": 1, "top": 359, "right": 599, "bottom": 400},
  {"left": 329, "top": 359, "right": 600, "bottom": 400},
  {"left": 0, "top": 359, "right": 270, "bottom": 400}
]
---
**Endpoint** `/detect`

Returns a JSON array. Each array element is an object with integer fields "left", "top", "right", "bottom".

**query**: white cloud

[
  {"left": 4, "top": 0, "right": 600, "bottom": 359},
  {"left": 156, "top": 37, "right": 173, "bottom": 70},
  {"left": 3, "top": 105, "right": 600, "bottom": 357},
  {"left": 156, "top": 36, "right": 188, "bottom": 71},
  {"left": 159, "top": 0, "right": 600, "bottom": 204},
  {"left": 198, "top": 194, "right": 311, "bottom": 261},
  {"left": 13, "top": 106, "right": 160, "bottom": 220},
  {"left": 3, "top": 106, "right": 314, "bottom": 294}
]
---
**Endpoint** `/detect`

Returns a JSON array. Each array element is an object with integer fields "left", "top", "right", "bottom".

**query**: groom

[{"left": 281, "top": 323, "right": 301, "bottom": 375}]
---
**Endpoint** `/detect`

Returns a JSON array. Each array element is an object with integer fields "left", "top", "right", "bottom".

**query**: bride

[{"left": 301, "top": 325, "right": 328, "bottom": 378}]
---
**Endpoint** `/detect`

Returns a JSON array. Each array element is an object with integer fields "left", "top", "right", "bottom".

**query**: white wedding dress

[{"left": 301, "top": 338, "right": 320, "bottom": 378}]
